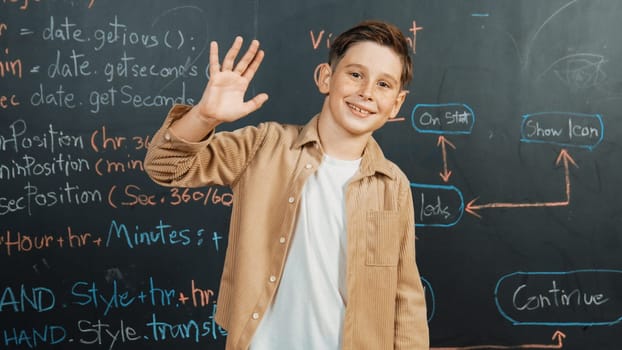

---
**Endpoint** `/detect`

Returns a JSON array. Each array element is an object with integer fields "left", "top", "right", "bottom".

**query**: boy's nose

[{"left": 358, "top": 81, "right": 374, "bottom": 100}]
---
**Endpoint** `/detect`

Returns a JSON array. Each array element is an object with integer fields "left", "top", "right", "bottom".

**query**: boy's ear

[
  {"left": 389, "top": 90, "right": 409, "bottom": 119},
  {"left": 314, "top": 63, "right": 331, "bottom": 94}
]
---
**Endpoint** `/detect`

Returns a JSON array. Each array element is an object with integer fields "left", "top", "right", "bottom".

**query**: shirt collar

[{"left": 293, "top": 115, "right": 396, "bottom": 180}]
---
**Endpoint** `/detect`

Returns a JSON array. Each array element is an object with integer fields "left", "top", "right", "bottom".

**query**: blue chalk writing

[
  {"left": 105, "top": 219, "right": 192, "bottom": 248},
  {"left": 2, "top": 324, "right": 66, "bottom": 349},
  {"left": 0, "top": 285, "right": 55, "bottom": 313},
  {"left": 71, "top": 280, "right": 136, "bottom": 316}
]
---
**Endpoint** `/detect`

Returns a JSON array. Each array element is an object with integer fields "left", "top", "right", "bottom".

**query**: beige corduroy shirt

[{"left": 144, "top": 105, "right": 429, "bottom": 350}]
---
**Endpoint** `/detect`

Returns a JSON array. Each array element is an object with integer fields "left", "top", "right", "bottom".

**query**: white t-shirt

[{"left": 250, "top": 154, "right": 361, "bottom": 350}]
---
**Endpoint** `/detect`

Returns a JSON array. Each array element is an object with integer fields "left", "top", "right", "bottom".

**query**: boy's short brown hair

[{"left": 329, "top": 20, "right": 413, "bottom": 89}]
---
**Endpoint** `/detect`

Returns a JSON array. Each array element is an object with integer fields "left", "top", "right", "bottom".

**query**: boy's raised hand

[{"left": 196, "top": 37, "right": 269, "bottom": 123}]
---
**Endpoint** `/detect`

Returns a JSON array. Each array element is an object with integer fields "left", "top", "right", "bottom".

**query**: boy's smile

[{"left": 346, "top": 102, "right": 374, "bottom": 117}]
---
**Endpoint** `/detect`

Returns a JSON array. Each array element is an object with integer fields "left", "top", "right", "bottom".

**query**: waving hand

[{"left": 195, "top": 37, "right": 269, "bottom": 123}]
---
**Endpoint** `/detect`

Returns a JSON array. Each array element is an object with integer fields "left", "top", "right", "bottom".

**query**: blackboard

[{"left": 1, "top": 0, "right": 621, "bottom": 349}]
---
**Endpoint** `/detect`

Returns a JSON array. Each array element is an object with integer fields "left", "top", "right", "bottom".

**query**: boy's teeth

[{"left": 350, "top": 103, "right": 369, "bottom": 114}]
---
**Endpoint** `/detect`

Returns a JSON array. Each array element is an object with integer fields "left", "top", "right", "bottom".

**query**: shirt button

[
  {"left": 269, "top": 275, "right": 277, "bottom": 283},
  {"left": 252, "top": 312, "right": 259, "bottom": 320},
  {"left": 305, "top": 163, "right": 312, "bottom": 169},
  {"left": 288, "top": 196, "right": 295, "bottom": 203},
  {"left": 164, "top": 133, "right": 171, "bottom": 141},
  {"left": 279, "top": 237, "right": 286, "bottom": 244}
]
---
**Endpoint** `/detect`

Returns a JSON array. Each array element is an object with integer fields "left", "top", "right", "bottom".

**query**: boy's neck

[{"left": 316, "top": 114, "right": 369, "bottom": 161}]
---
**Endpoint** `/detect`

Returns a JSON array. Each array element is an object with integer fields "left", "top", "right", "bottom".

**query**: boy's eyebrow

[{"left": 343, "top": 63, "right": 400, "bottom": 86}]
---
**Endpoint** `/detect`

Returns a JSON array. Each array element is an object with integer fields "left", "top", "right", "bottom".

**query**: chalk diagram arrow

[
  {"left": 431, "top": 330, "right": 567, "bottom": 350},
  {"left": 466, "top": 149, "right": 578, "bottom": 218},
  {"left": 437, "top": 136, "right": 456, "bottom": 183}
]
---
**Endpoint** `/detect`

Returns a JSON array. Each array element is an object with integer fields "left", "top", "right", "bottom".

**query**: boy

[{"left": 145, "top": 20, "right": 429, "bottom": 350}]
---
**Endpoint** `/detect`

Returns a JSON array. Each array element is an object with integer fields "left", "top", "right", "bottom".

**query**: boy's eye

[
  {"left": 378, "top": 81, "right": 391, "bottom": 88},
  {"left": 350, "top": 72, "right": 362, "bottom": 78}
]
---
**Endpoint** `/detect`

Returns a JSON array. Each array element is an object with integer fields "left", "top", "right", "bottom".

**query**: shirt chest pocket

[{"left": 365, "top": 210, "right": 402, "bottom": 266}]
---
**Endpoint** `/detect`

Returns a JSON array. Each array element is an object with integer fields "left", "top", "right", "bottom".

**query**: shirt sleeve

[
  {"left": 144, "top": 104, "right": 269, "bottom": 188},
  {"left": 394, "top": 176, "right": 430, "bottom": 349}
]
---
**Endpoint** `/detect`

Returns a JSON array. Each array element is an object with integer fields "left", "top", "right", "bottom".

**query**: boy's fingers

[
  {"left": 221, "top": 36, "right": 243, "bottom": 71},
  {"left": 242, "top": 49, "right": 265, "bottom": 80},
  {"left": 208, "top": 41, "right": 220, "bottom": 76},
  {"left": 234, "top": 40, "right": 260, "bottom": 74},
  {"left": 244, "top": 93, "right": 269, "bottom": 114}
]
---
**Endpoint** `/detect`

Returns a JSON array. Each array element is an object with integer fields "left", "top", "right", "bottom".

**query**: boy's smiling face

[{"left": 317, "top": 41, "right": 408, "bottom": 141}]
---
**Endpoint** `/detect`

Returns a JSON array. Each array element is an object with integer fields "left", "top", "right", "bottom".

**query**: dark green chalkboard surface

[{"left": 1, "top": 1, "right": 621, "bottom": 349}]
